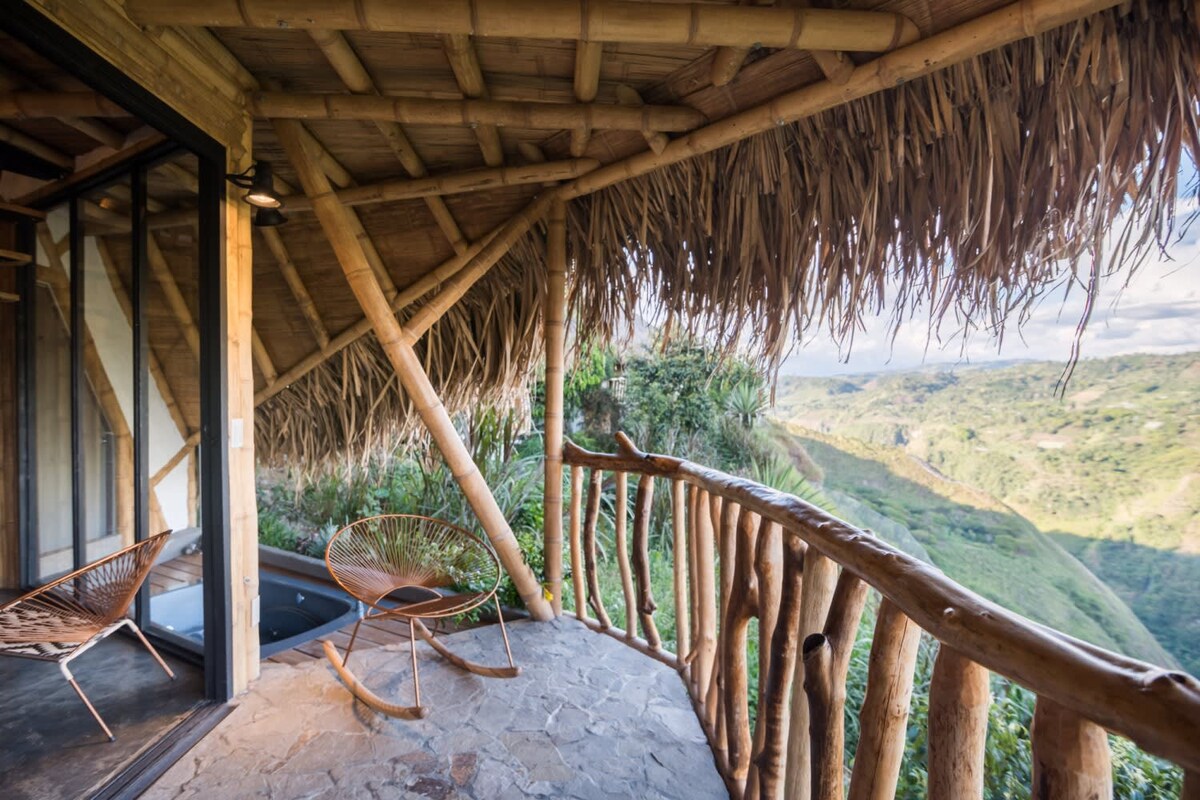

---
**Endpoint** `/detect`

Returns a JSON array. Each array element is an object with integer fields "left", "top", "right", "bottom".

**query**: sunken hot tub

[{"left": 150, "top": 572, "right": 363, "bottom": 658}]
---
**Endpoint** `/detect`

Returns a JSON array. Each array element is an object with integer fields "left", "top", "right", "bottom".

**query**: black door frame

[{"left": 2, "top": 5, "right": 234, "bottom": 702}]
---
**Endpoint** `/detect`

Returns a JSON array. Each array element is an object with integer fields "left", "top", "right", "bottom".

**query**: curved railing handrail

[{"left": 563, "top": 434, "right": 1200, "bottom": 773}]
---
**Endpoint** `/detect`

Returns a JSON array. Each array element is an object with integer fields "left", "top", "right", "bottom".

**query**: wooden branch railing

[{"left": 562, "top": 433, "right": 1200, "bottom": 799}]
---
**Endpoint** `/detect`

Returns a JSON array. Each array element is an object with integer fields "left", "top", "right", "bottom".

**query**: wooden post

[
  {"left": 746, "top": 516, "right": 783, "bottom": 799},
  {"left": 568, "top": 465, "right": 585, "bottom": 620},
  {"left": 803, "top": 568, "right": 870, "bottom": 800},
  {"left": 613, "top": 471, "right": 637, "bottom": 637},
  {"left": 707, "top": 495, "right": 738, "bottom": 756},
  {"left": 694, "top": 487, "right": 718, "bottom": 708},
  {"left": 672, "top": 478, "right": 690, "bottom": 662},
  {"left": 582, "top": 468, "right": 611, "bottom": 628},
  {"left": 928, "top": 646, "right": 991, "bottom": 800},
  {"left": 847, "top": 599, "right": 923, "bottom": 800},
  {"left": 631, "top": 473, "right": 661, "bottom": 649},
  {"left": 784, "top": 548, "right": 839, "bottom": 800},
  {"left": 723, "top": 506, "right": 761, "bottom": 795},
  {"left": 1030, "top": 698, "right": 1112, "bottom": 800},
  {"left": 274, "top": 115, "right": 553, "bottom": 620},
  {"left": 754, "top": 533, "right": 806, "bottom": 800},
  {"left": 543, "top": 198, "right": 567, "bottom": 615}
]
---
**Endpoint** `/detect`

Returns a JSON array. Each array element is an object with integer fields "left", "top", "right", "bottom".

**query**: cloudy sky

[{"left": 781, "top": 192, "right": 1200, "bottom": 377}]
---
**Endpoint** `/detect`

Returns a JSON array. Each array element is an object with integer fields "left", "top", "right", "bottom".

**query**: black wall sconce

[{"left": 226, "top": 160, "right": 287, "bottom": 227}]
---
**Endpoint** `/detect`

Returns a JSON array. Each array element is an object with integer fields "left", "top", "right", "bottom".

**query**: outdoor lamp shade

[
  {"left": 244, "top": 161, "right": 281, "bottom": 208},
  {"left": 253, "top": 206, "right": 287, "bottom": 227}
]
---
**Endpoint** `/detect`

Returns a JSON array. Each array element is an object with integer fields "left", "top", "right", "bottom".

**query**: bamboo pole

[
  {"left": 928, "top": 647, "right": 990, "bottom": 800},
  {"left": 746, "top": 516, "right": 783, "bottom": 799},
  {"left": 694, "top": 487, "right": 717, "bottom": 707},
  {"left": 723, "top": 506, "right": 761, "bottom": 794},
  {"left": 631, "top": 473, "right": 661, "bottom": 649},
  {"left": 146, "top": 235, "right": 200, "bottom": 360},
  {"left": 289, "top": 159, "right": 599, "bottom": 210},
  {"left": 672, "top": 478, "right": 690, "bottom": 663},
  {"left": 687, "top": 484, "right": 703, "bottom": 694},
  {"left": 544, "top": 198, "right": 567, "bottom": 616},
  {"left": 615, "top": 85, "right": 669, "bottom": 154},
  {"left": 253, "top": 92, "right": 706, "bottom": 133},
  {"left": 707, "top": 495, "right": 737, "bottom": 758},
  {"left": 570, "top": 40, "right": 603, "bottom": 157},
  {"left": 754, "top": 534, "right": 806, "bottom": 800},
  {"left": 569, "top": 465, "right": 585, "bottom": 620},
  {"left": 251, "top": 327, "right": 278, "bottom": 386},
  {"left": 784, "top": 547, "right": 838, "bottom": 800},
  {"left": 613, "top": 471, "right": 637, "bottom": 638},
  {"left": 274, "top": 111, "right": 553, "bottom": 620},
  {"left": 0, "top": 92, "right": 131, "bottom": 118},
  {"left": 0, "top": 122, "right": 71, "bottom": 169},
  {"left": 803, "top": 567, "right": 869, "bottom": 800},
  {"left": 257, "top": 227, "right": 329, "bottom": 349},
  {"left": 131, "top": 1, "right": 920, "bottom": 53},
  {"left": 442, "top": 33, "right": 504, "bottom": 167},
  {"left": 847, "top": 599, "right": 923, "bottom": 800},
  {"left": 582, "top": 468, "right": 611, "bottom": 628},
  {"left": 558, "top": 0, "right": 1126, "bottom": 201},
  {"left": 1030, "top": 698, "right": 1113, "bottom": 800}
]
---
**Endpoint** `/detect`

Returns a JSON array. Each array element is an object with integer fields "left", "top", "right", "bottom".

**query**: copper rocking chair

[
  {"left": 322, "top": 514, "right": 519, "bottom": 719},
  {"left": 0, "top": 532, "right": 176, "bottom": 741}
]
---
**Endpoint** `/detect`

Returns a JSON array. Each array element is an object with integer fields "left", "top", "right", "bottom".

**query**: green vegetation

[{"left": 774, "top": 352, "right": 1199, "bottom": 673}]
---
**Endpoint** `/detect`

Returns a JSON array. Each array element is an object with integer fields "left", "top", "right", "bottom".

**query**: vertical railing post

[
  {"left": 694, "top": 487, "right": 717, "bottom": 717},
  {"left": 542, "top": 201, "right": 567, "bottom": 615},
  {"left": 582, "top": 468, "right": 611, "bottom": 629},
  {"left": 1030, "top": 698, "right": 1112, "bottom": 800},
  {"left": 632, "top": 473, "right": 661, "bottom": 648},
  {"left": 928, "top": 646, "right": 990, "bottom": 800},
  {"left": 613, "top": 471, "right": 637, "bottom": 637},
  {"left": 672, "top": 478, "right": 690, "bottom": 668},
  {"left": 568, "top": 465, "right": 584, "bottom": 620}
]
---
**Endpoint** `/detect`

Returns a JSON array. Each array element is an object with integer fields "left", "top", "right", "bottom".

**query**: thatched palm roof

[{"left": 6, "top": 0, "right": 1197, "bottom": 467}]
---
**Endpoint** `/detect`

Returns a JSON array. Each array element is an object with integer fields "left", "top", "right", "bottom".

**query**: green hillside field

[{"left": 773, "top": 352, "right": 1198, "bottom": 672}]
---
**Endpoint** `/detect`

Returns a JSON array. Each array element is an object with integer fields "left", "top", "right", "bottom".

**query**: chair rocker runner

[
  {"left": 323, "top": 514, "right": 520, "bottom": 719},
  {"left": 0, "top": 531, "right": 177, "bottom": 741}
]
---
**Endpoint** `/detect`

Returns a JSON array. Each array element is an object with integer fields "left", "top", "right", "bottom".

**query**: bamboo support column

[
  {"left": 582, "top": 468, "right": 611, "bottom": 628},
  {"left": 274, "top": 115, "right": 553, "bottom": 620},
  {"left": 613, "top": 471, "right": 637, "bottom": 637},
  {"left": 630, "top": 473, "right": 661, "bottom": 649},
  {"left": 568, "top": 465, "right": 585, "bottom": 619},
  {"left": 672, "top": 478, "right": 690, "bottom": 664},
  {"left": 784, "top": 548, "right": 839, "bottom": 800},
  {"left": 928, "top": 646, "right": 991, "bottom": 800},
  {"left": 543, "top": 198, "right": 567, "bottom": 615},
  {"left": 847, "top": 599, "right": 923, "bottom": 800},
  {"left": 1030, "top": 698, "right": 1112, "bottom": 800},
  {"left": 802, "top": 568, "right": 870, "bottom": 800},
  {"left": 754, "top": 534, "right": 806, "bottom": 800}
]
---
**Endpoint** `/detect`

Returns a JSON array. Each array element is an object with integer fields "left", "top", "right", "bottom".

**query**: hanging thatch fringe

[
  {"left": 568, "top": 2, "right": 1200, "bottom": 374},
  {"left": 257, "top": 2, "right": 1198, "bottom": 469},
  {"left": 256, "top": 233, "right": 546, "bottom": 470}
]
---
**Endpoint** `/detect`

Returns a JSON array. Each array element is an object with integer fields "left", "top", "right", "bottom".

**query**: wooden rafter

[
  {"left": 307, "top": 29, "right": 470, "bottom": 256},
  {"left": 0, "top": 122, "right": 72, "bottom": 169},
  {"left": 0, "top": 64, "right": 125, "bottom": 149},
  {"left": 272, "top": 101, "right": 554, "bottom": 621},
  {"left": 256, "top": 227, "right": 330, "bottom": 349},
  {"left": 251, "top": 328, "right": 278, "bottom": 386},
  {"left": 146, "top": 236, "right": 201, "bottom": 359},
  {"left": 251, "top": 92, "right": 706, "bottom": 132},
  {"left": 0, "top": 91, "right": 128, "bottom": 118},
  {"left": 127, "top": 1, "right": 921, "bottom": 54},
  {"left": 569, "top": 41, "right": 603, "bottom": 157},
  {"left": 442, "top": 34, "right": 504, "bottom": 167}
]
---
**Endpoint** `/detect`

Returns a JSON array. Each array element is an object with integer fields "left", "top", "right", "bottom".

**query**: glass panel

[
  {"left": 81, "top": 178, "right": 133, "bottom": 564},
  {"left": 31, "top": 205, "right": 72, "bottom": 579},
  {"left": 145, "top": 153, "right": 204, "bottom": 646}
]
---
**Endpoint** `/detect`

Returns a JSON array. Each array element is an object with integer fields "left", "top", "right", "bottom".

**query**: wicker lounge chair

[
  {"left": 0, "top": 532, "right": 176, "bottom": 740},
  {"left": 323, "top": 514, "right": 519, "bottom": 719}
]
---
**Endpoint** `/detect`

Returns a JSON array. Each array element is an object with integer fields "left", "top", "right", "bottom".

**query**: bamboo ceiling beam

[
  {"left": 257, "top": 227, "right": 330, "bottom": 349},
  {"left": 0, "top": 123, "right": 72, "bottom": 169},
  {"left": 559, "top": 0, "right": 1128, "bottom": 201},
  {"left": 0, "top": 65, "right": 125, "bottom": 149},
  {"left": 0, "top": 91, "right": 128, "bottom": 119},
  {"left": 443, "top": 34, "right": 505, "bottom": 167},
  {"left": 251, "top": 328, "right": 279, "bottom": 386},
  {"left": 308, "top": 30, "right": 470, "bottom": 255},
  {"left": 252, "top": 93, "right": 706, "bottom": 133},
  {"left": 273, "top": 104, "right": 554, "bottom": 621},
  {"left": 615, "top": 85, "right": 668, "bottom": 155},
  {"left": 569, "top": 41, "right": 603, "bottom": 157},
  {"left": 146, "top": 236, "right": 201, "bottom": 360},
  {"left": 127, "top": 0, "right": 920, "bottom": 54},
  {"left": 711, "top": 0, "right": 855, "bottom": 87}
]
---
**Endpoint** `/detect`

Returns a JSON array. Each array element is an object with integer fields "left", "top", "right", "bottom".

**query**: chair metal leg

[
  {"left": 494, "top": 598, "right": 516, "bottom": 670},
  {"left": 342, "top": 616, "right": 367, "bottom": 667},
  {"left": 121, "top": 619, "right": 176, "bottom": 680},
  {"left": 409, "top": 617, "right": 422, "bottom": 710},
  {"left": 61, "top": 664, "right": 115, "bottom": 742}
]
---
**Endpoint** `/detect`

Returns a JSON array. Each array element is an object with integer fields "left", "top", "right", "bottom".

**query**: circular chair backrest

[{"left": 325, "top": 514, "right": 502, "bottom": 614}]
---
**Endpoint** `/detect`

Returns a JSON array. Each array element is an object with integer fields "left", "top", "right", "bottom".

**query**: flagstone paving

[{"left": 143, "top": 617, "right": 726, "bottom": 799}]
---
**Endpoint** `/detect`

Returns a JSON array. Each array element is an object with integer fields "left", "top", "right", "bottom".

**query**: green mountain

[{"left": 772, "top": 352, "right": 1199, "bottom": 672}]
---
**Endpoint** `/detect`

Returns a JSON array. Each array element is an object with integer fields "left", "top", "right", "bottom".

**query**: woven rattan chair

[
  {"left": 323, "top": 514, "right": 519, "bottom": 719},
  {"left": 0, "top": 531, "right": 176, "bottom": 741}
]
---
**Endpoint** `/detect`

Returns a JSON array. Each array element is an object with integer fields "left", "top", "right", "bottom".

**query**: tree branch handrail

[{"left": 561, "top": 434, "right": 1200, "bottom": 775}]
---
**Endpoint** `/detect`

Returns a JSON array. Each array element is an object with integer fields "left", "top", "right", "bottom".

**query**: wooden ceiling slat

[{"left": 442, "top": 34, "right": 505, "bottom": 167}]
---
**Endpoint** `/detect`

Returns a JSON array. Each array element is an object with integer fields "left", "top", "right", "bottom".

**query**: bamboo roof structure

[{"left": 2, "top": 0, "right": 1198, "bottom": 468}]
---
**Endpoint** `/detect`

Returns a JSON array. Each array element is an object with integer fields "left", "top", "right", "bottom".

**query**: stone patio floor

[{"left": 143, "top": 617, "right": 727, "bottom": 799}]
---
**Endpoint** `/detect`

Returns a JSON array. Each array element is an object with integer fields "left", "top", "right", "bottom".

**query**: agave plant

[
  {"left": 727, "top": 381, "right": 766, "bottom": 429},
  {"left": 749, "top": 453, "right": 833, "bottom": 512}
]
